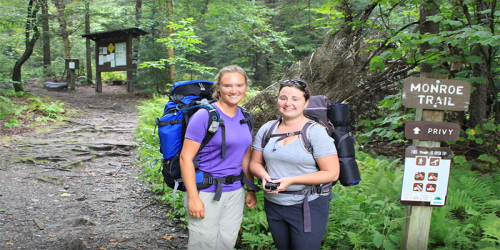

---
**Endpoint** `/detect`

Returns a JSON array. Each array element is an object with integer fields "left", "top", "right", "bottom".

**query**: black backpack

[
  {"left": 261, "top": 95, "right": 361, "bottom": 187},
  {"left": 152, "top": 80, "right": 259, "bottom": 203}
]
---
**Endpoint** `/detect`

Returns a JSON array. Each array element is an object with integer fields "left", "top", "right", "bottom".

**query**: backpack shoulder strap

[
  {"left": 261, "top": 117, "right": 281, "bottom": 149},
  {"left": 238, "top": 106, "right": 254, "bottom": 132},
  {"left": 199, "top": 106, "right": 221, "bottom": 151},
  {"left": 299, "top": 120, "right": 316, "bottom": 154}
]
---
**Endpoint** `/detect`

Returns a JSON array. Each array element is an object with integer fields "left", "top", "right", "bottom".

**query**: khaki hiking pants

[{"left": 183, "top": 188, "right": 245, "bottom": 250}]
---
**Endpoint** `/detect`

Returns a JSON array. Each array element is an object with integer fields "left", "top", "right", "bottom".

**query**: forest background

[{"left": 1, "top": 0, "right": 500, "bottom": 249}]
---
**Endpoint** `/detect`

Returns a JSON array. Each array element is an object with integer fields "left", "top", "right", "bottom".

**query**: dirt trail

[{"left": 0, "top": 83, "right": 188, "bottom": 250}]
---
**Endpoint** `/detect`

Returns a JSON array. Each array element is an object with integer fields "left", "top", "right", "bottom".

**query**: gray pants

[{"left": 183, "top": 188, "right": 245, "bottom": 250}]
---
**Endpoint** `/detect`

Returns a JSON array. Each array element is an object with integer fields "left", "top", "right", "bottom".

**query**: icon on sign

[
  {"left": 428, "top": 172, "right": 438, "bottom": 181},
  {"left": 416, "top": 157, "right": 426, "bottom": 166},
  {"left": 414, "top": 172, "right": 425, "bottom": 181},
  {"left": 426, "top": 184, "right": 436, "bottom": 192},
  {"left": 413, "top": 127, "right": 421, "bottom": 134},
  {"left": 413, "top": 183, "right": 423, "bottom": 192},
  {"left": 431, "top": 196, "right": 445, "bottom": 205},
  {"left": 429, "top": 157, "right": 440, "bottom": 166}
]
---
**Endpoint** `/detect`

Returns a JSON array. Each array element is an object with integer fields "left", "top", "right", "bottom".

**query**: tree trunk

[
  {"left": 54, "top": 0, "right": 71, "bottom": 59},
  {"left": 467, "top": 0, "right": 489, "bottom": 128},
  {"left": 469, "top": 62, "right": 488, "bottom": 127},
  {"left": 418, "top": 1, "right": 439, "bottom": 74},
  {"left": 41, "top": 0, "right": 51, "bottom": 77},
  {"left": 13, "top": 0, "right": 41, "bottom": 92},
  {"left": 135, "top": 0, "right": 142, "bottom": 27},
  {"left": 254, "top": 52, "right": 270, "bottom": 85},
  {"left": 166, "top": 0, "right": 175, "bottom": 83},
  {"left": 85, "top": 0, "right": 92, "bottom": 82}
]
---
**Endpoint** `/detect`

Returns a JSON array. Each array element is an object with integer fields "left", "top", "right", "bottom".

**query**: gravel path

[{"left": 0, "top": 82, "right": 188, "bottom": 250}]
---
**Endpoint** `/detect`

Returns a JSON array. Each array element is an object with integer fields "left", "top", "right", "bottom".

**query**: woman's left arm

[{"left": 242, "top": 147, "right": 257, "bottom": 209}]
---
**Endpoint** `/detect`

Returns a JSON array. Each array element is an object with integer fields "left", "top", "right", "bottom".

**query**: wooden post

[
  {"left": 95, "top": 40, "right": 102, "bottom": 93},
  {"left": 126, "top": 33, "right": 133, "bottom": 92},
  {"left": 96, "top": 72, "right": 102, "bottom": 93},
  {"left": 69, "top": 68, "right": 76, "bottom": 91},
  {"left": 400, "top": 73, "right": 447, "bottom": 250}
]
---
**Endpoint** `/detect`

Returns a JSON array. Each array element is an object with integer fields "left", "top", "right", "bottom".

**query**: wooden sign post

[
  {"left": 65, "top": 59, "right": 79, "bottom": 91},
  {"left": 81, "top": 28, "right": 148, "bottom": 93},
  {"left": 400, "top": 76, "right": 471, "bottom": 250}
]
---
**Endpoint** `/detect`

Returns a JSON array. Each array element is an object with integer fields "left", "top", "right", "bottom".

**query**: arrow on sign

[{"left": 413, "top": 127, "right": 421, "bottom": 134}]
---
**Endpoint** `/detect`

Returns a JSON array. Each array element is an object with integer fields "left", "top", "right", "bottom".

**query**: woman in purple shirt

[{"left": 179, "top": 65, "right": 257, "bottom": 250}]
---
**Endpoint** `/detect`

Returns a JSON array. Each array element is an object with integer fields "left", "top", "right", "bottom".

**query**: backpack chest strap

[{"left": 269, "top": 131, "right": 301, "bottom": 151}]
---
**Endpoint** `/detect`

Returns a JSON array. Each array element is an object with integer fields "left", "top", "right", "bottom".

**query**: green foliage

[
  {"left": 197, "top": 0, "right": 292, "bottom": 81},
  {"left": 355, "top": 93, "right": 413, "bottom": 145},
  {"left": 449, "top": 121, "right": 500, "bottom": 173},
  {"left": 141, "top": 18, "right": 217, "bottom": 78},
  {"left": 1, "top": 88, "right": 30, "bottom": 126},
  {"left": 481, "top": 213, "right": 500, "bottom": 244},
  {"left": 0, "top": 89, "right": 70, "bottom": 129},
  {"left": 27, "top": 97, "right": 66, "bottom": 121},
  {"left": 0, "top": 95, "right": 14, "bottom": 119},
  {"left": 4, "top": 118, "right": 19, "bottom": 128},
  {"left": 101, "top": 71, "right": 127, "bottom": 82},
  {"left": 0, "top": 55, "right": 16, "bottom": 86}
]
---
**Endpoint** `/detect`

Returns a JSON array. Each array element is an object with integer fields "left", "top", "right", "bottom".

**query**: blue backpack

[{"left": 152, "top": 80, "right": 259, "bottom": 203}]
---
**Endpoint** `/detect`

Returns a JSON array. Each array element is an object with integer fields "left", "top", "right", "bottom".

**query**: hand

[
  {"left": 188, "top": 196, "right": 205, "bottom": 219},
  {"left": 261, "top": 174, "right": 274, "bottom": 193},
  {"left": 270, "top": 177, "right": 293, "bottom": 194},
  {"left": 246, "top": 192, "right": 257, "bottom": 209}
]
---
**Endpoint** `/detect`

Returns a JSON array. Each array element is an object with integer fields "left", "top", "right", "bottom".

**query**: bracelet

[{"left": 247, "top": 190, "right": 255, "bottom": 192}]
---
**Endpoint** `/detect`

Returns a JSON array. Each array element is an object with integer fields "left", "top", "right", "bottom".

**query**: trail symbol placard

[
  {"left": 405, "top": 121, "right": 460, "bottom": 141},
  {"left": 402, "top": 78, "right": 471, "bottom": 111},
  {"left": 401, "top": 146, "right": 453, "bottom": 206}
]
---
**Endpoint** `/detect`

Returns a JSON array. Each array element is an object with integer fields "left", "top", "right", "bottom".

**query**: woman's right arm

[
  {"left": 179, "top": 138, "right": 205, "bottom": 219},
  {"left": 250, "top": 149, "right": 272, "bottom": 190}
]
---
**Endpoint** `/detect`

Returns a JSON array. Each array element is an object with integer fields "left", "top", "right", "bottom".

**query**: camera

[{"left": 265, "top": 182, "right": 280, "bottom": 190}]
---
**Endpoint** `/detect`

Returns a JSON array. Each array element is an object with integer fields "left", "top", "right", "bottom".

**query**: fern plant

[{"left": 481, "top": 213, "right": 500, "bottom": 245}]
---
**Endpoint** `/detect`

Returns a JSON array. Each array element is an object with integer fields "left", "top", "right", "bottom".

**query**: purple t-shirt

[{"left": 184, "top": 104, "right": 252, "bottom": 193}]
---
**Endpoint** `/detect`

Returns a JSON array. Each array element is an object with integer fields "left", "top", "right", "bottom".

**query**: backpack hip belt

[
  {"left": 194, "top": 171, "right": 260, "bottom": 201},
  {"left": 279, "top": 182, "right": 333, "bottom": 233}
]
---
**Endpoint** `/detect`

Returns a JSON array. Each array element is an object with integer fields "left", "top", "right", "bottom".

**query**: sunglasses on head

[{"left": 281, "top": 79, "right": 307, "bottom": 89}]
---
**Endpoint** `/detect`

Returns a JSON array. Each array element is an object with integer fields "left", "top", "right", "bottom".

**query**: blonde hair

[{"left": 212, "top": 65, "right": 251, "bottom": 100}]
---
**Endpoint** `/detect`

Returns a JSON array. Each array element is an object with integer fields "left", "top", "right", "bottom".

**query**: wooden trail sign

[
  {"left": 402, "top": 78, "right": 471, "bottom": 111},
  {"left": 405, "top": 121, "right": 460, "bottom": 141}
]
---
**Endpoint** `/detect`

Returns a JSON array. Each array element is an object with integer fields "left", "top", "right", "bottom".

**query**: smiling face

[
  {"left": 217, "top": 72, "right": 247, "bottom": 107},
  {"left": 278, "top": 86, "right": 309, "bottom": 119}
]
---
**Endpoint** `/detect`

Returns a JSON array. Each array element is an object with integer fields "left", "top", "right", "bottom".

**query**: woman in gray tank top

[{"left": 250, "top": 79, "right": 340, "bottom": 250}]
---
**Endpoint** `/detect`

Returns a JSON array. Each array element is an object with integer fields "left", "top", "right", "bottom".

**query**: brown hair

[
  {"left": 212, "top": 65, "right": 251, "bottom": 100},
  {"left": 279, "top": 79, "right": 310, "bottom": 101}
]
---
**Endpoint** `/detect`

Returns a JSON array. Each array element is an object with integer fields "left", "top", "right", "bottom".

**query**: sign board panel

[
  {"left": 402, "top": 78, "right": 471, "bottom": 111},
  {"left": 405, "top": 121, "right": 460, "bottom": 141},
  {"left": 64, "top": 58, "right": 79, "bottom": 70},
  {"left": 401, "top": 146, "right": 453, "bottom": 206}
]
